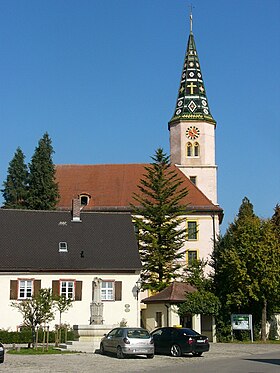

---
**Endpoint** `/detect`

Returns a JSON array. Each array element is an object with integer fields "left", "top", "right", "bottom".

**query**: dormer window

[
  {"left": 190, "top": 176, "right": 197, "bottom": 185},
  {"left": 79, "top": 193, "right": 91, "bottom": 206},
  {"left": 59, "top": 242, "right": 68, "bottom": 252}
]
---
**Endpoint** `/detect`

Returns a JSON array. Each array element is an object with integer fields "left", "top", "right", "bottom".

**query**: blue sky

[{"left": 0, "top": 0, "right": 279, "bottom": 233}]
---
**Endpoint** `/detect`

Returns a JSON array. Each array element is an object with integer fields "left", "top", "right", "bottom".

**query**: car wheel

[
  {"left": 116, "top": 346, "right": 124, "bottom": 359},
  {"left": 192, "top": 352, "right": 203, "bottom": 357},
  {"left": 170, "top": 344, "right": 182, "bottom": 357},
  {"left": 147, "top": 353, "right": 154, "bottom": 359},
  {"left": 100, "top": 343, "right": 105, "bottom": 355}
]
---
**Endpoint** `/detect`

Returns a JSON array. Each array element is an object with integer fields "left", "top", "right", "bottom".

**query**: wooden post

[
  {"left": 35, "top": 327, "right": 39, "bottom": 350},
  {"left": 42, "top": 326, "right": 46, "bottom": 352},
  {"left": 46, "top": 326, "right": 49, "bottom": 351},
  {"left": 55, "top": 326, "right": 59, "bottom": 347}
]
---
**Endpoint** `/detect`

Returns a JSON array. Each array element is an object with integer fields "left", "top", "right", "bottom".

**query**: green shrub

[{"left": 0, "top": 327, "right": 75, "bottom": 344}]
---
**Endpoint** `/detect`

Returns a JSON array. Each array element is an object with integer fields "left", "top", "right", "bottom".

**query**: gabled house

[{"left": 0, "top": 206, "right": 142, "bottom": 331}]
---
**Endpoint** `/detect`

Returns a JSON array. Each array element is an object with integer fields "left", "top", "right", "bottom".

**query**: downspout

[{"left": 212, "top": 213, "right": 216, "bottom": 247}]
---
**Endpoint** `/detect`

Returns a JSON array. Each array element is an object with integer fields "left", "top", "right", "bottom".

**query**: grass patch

[{"left": 7, "top": 346, "right": 77, "bottom": 355}]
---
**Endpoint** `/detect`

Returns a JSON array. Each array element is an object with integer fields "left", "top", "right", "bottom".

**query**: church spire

[{"left": 169, "top": 13, "right": 216, "bottom": 126}]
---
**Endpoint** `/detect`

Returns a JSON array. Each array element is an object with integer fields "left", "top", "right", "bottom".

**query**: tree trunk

[{"left": 261, "top": 299, "right": 267, "bottom": 341}]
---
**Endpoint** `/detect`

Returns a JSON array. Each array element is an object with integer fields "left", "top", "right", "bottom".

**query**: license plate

[{"left": 197, "top": 340, "right": 204, "bottom": 343}]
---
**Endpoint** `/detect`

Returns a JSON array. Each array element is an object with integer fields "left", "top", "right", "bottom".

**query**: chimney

[{"left": 72, "top": 198, "right": 82, "bottom": 222}]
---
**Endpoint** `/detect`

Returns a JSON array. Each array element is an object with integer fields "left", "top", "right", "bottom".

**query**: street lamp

[
  {"left": 136, "top": 278, "right": 142, "bottom": 301},
  {"left": 135, "top": 278, "right": 142, "bottom": 327}
]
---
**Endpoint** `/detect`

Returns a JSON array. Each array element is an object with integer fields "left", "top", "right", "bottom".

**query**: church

[
  {"left": 0, "top": 14, "right": 223, "bottom": 339},
  {"left": 55, "top": 15, "right": 223, "bottom": 270},
  {"left": 53, "top": 15, "right": 223, "bottom": 335}
]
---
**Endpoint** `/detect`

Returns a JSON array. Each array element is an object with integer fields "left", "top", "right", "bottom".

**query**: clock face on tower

[{"left": 186, "top": 126, "right": 200, "bottom": 140}]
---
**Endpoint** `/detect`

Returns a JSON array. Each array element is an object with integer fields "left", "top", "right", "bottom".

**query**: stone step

[{"left": 62, "top": 341, "right": 98, "bottom": 353}]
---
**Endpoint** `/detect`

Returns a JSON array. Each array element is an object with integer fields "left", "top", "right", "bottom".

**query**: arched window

[
  {"left": 79, "top": 193, "right": 91, "bottom": 206},
  {"left": 194, "top": 142, "right": 200, "bottom": 157},
  {"left": 186, "top": 142, "right": 193, "bottom": 157}
]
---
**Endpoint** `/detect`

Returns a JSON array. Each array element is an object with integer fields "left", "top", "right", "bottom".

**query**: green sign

[{"left": 231, "top": 314, "right": 250, "bottom": 330}]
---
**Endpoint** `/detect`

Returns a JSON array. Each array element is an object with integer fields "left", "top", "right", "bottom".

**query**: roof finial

[{"left": 189, "top": 3, "right": 194, "bottom": 33}]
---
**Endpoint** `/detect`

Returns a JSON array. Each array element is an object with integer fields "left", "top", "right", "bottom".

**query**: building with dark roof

[{"left": 0, "top": 207, "right": 142, "bottom": 330}]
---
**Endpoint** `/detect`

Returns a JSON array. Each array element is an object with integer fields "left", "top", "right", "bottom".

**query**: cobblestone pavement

[{"left": 0, "top": 343, "right": 279, "bottom": 373}]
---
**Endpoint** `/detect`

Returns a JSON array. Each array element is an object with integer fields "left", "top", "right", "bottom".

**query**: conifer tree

[
  {"left": 27, "top": 132, "right": 59, "bottom": 210},
  {"left": 132, "top": 148, "right": 189, "bottom": 292},
  {"left": 1, "top": 147, "right": 28, "bottom": 209}
]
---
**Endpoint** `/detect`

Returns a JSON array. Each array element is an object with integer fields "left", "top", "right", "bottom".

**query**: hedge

[{"left": 0, "top": 328, "right": 75, "bottom": 344}]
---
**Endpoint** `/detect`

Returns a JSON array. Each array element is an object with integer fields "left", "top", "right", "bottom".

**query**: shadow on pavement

[{"left": 244, "top": 358, "right": 280, "bottom": 366}]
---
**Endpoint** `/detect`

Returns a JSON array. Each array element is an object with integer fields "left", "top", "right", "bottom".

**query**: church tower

[{"left": 169, "top": 14, "right": 218, "bottom": 204}]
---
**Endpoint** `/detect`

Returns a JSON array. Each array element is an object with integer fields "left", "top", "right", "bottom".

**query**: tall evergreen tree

[
  {"left": 27, "top": 132, "right": 59, "bottom": 210},
  {"left": 132, "top": 148, "right": 189, "bottom": 292},
  {"left": 212, "top": 197, "right": 280, "bottom": 341},
  {"left": 1, "top": 147, "right": 28, "bottom": 209}
]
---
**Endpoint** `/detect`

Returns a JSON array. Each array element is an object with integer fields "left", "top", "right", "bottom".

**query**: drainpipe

[{"left": 212, "top": 213, "right": 216, "bottom": 248}]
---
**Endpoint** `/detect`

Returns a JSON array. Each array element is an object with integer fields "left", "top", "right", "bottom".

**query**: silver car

[{"left": 100, "top": 327, "right": 154, "bottom": 359}]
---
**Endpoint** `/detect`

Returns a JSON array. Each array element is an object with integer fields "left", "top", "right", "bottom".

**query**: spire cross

[{"left": 187, "top": 82, "right": 197, "bottom": 94}]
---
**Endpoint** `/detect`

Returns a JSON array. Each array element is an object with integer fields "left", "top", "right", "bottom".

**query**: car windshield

[{"left": 127, "top": 329, "right": 150, "bottom": 339}]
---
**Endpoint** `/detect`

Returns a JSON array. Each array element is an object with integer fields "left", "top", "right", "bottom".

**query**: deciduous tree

[
  {"left": 11, "top": 288, "right": 55, "bottom": 345},
  {"left": 212, "top": 197, "right": 280, "bottom": 341},
  {"left": 179, "top": 259, "right": 221, "bottom": 317},
  {"left": 54, "top": 295, "right": 73, "bottom": 326}
]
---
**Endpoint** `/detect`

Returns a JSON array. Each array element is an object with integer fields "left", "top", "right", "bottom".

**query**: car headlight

[{"left": 0, "top": 347, "right": 4, "bottom": 351}]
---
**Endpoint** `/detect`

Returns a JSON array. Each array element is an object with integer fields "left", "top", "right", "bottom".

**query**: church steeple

[
  {"left": 169, "top": 14, "right": 216, "bottom": 126},
  {"left": 169, "top": 13, "right": 218, "bottom": 205}
]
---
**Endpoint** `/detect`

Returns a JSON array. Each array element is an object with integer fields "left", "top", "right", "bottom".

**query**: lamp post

[
  {"left": 136, "top": 278, "right": 142, "bottom": 300},
  {"left": 135, "top": 279, "right": 142, "bottom": 327}
]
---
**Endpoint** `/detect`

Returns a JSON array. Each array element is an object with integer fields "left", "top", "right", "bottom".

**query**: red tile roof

[
  {"left": 55, "top": 164, "right": 222, "bottom": 215},
  {"left": 142, "top": 282, "right": 197, "bottom": 304}
]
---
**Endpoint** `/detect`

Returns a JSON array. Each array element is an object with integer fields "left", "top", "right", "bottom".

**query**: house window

[
  {"left": 60, "top": 280, "right": 75, "bottom": 299},
  {"left": 190, "top": 176, "right": 197, "bottom": 185},
  {"left": 187, "top": 221, "right": 198, "bottom": 240},
  {"left": 194, "top": 142, "right": 200, "bottom": 157},
  {"left": 156, "top": 312, "right": 162, "bottom": 327},
  {"left": 186, "top": 142, "right": 193, "bottom": 157},
  {"left": 59, "top": 242, "right": 68, "bottom": 252},
  {"left": 187, "top": 250, "right": 198, "bottom": 265},
  {"left": 18, "top": 279, "right": 33, "bottom": 299},
  {"left": 101, "top": 281, "right": 114, "bottom": 301}
]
